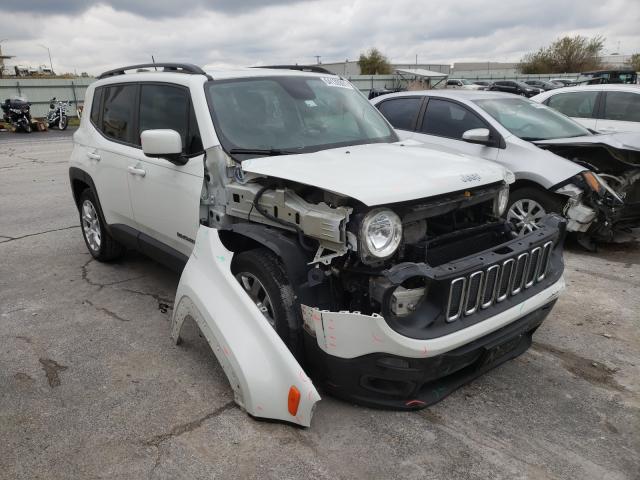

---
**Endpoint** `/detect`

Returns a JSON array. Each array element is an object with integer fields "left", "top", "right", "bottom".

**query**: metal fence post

[
  {"left": 16, "top": 80, "right": 21, "bottom": 96},
  {"left": 71, "top": 80, "right": 78, "bottom": 110}
]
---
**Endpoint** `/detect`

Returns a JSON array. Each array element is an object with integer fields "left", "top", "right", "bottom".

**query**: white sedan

[
  {"left": 371, "top": 90, "right": 640, "bottom": 248},
  {"left": 531, "top": 84, "right": 640, "bottom": 134}
]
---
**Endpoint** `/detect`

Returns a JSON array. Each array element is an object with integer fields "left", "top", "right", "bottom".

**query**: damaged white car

[
  {"left": 70, "top": 64, "right": 567, "bottom": 427},
  {"left": 372, "top": 90, "right": 640, "bottom": 250}
]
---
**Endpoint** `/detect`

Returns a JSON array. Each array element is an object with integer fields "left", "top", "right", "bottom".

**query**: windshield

[
  {"left": 205, "top": 76, "right": 397, "bottom": 157},
  {"left": 474, "top": 97, "right": 591, "bottom": 141},
  {"left": 460, "top": 79, "right": 472, "bottom": 85}
]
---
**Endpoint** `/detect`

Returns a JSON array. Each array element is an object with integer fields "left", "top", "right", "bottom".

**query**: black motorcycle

[
  {"left": 46, "top": 97, "right": 69, "bottom": 130},
  {"left": 1, "top": 97, "right": 33, "bottom": 133}
]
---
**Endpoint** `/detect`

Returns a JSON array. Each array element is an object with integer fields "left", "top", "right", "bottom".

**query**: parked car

[
  {"left": 70, "top": 63, "right": 567, "bottom": 427},
  {"left": 531, "top": 85, "right": 640, "bottom": 134},
  {"left": 443, "top": 78, "right": 483, "bottom": 90},
  {"left": 549, "top": 79, "right": 577, "bottom": 87},
  {"left": 473, "top": 80, "right": 494, "bottom": 90},
  {"left": 524, "top": 80, "right": 559, "bottom": 91},
  {"left": 372, "top": 90, "right": 640, "bottom": 249},
  {"left": 489, "top": 80, "right": 543, "bottom": 97},
  {"left": 580, "top": 69, "right": 637, "bottom": 85}
]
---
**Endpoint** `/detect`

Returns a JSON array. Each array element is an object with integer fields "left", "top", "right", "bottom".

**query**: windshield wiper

[{"left": 228, "top": 148, "right": 297, "bottom": 156}]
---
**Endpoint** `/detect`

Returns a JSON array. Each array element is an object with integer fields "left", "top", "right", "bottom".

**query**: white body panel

[
  {"left": 242, "top": 142, "right": 509, "bottom": 206},
  {"left": 172, "top": 227, "right": 320, "bottom": 427},
  {"left": 301, "top": 276, "right": 565, "bottom": 359},
  {"left": 531, "top": 85, "right": 640, "bottom": 134}
]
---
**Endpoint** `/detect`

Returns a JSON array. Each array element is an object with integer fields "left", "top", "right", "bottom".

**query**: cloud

[{"left": 1, "top": 0, "right": 638, "bottom": 75}]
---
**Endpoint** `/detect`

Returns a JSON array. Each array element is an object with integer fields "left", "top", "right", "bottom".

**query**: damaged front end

[{"left": 539, "top": 136, "right": 640, "bottom": 243}]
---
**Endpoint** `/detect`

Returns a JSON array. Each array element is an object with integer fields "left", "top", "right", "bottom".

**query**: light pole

[{"left": 38, "top": 44, "right": 54, "bottom": 74}]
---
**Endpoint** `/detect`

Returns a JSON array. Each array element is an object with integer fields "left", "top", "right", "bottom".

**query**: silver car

[{"left": 371, "top": 90, "right": 640, "bottom": 249}]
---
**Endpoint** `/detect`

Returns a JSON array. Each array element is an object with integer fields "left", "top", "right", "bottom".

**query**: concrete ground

[{"left": 1, "top": 129, "right": 638, "bottom": 480}]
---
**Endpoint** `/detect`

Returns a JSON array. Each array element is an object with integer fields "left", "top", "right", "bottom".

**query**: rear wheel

[
  {"left": 232, "top": 248, "right": 303, "bottom": 359},
  {"left": 506, "top": 187, "right": 565, "bottom": 234},
  {"left": 78, "top": 188, "right": 125, "bottom": 261}
]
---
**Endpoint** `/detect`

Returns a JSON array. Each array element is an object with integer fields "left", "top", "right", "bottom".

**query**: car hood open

[{"left": 241, "top": 142, "right": 508, "bottom": 206}]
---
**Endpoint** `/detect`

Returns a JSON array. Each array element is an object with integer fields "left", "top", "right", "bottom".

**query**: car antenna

[{"left": 151, "top": 55, "right": 157, "bottom": 71}]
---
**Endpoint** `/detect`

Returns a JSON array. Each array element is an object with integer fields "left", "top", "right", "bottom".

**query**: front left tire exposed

[{"left": 78, "top": 188, "right": 125, "bottom": 262}]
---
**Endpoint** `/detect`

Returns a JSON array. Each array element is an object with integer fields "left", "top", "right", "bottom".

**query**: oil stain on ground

[{"left": 39, "top": 358, "right": 68, "bottom": 388}]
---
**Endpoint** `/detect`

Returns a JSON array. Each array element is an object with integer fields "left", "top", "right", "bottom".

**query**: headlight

[
  {"left": 582, "top": 171, "right": 623, "bottom": 203},
  {"left": 493, "top": 185, "right": 510, "bottom": 217},
  {"left": 359, "top": 209, "right": 402, "bottom": 262}
]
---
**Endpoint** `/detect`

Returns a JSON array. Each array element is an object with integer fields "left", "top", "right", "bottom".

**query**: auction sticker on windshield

[{"left": 321, "top": 77, "right": 352, "bottom": 89}]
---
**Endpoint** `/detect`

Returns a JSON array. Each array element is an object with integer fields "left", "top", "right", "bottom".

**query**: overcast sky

[{"left": 1, "top": 0, "right": 638, "bottom": 75}]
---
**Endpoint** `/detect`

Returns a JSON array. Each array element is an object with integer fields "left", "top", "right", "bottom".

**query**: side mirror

[
  {"left": 462, "top": 128, "right": 491, "bottom": 145},
  {"left": 141, "top": 129, "right": 186, "bottom": 164}
]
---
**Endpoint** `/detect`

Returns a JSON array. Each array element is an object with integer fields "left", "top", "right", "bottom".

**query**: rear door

[
  {"left": 126, "top": 82, "right": 205, "bottom": 257},
  {"left": 595, "top": 90, "right": 640, "bottom": 133},
  {"left": 90, "top": 84, "right": 138, "bottom": 226},
  {"left": 374, "top": 96, "right": 424, "bottom": 140},
  {"left": 543, "top": 90, "right": 600, "bottom": 130},
  {"left": 413, "top": 97, "right": 501, "bottom": 160}
]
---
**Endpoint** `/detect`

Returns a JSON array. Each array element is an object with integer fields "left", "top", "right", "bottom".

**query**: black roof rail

[
  {"left": 253, "top": 65, "right": 334, "bottom": 75},
  {"left": 97, "top": 63, "right": 211, "bottom": 80}
]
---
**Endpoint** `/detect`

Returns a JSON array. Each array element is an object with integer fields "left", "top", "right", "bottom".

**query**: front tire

[
  {"left": 231, "top": 248, "right": 303, "bottom": 359},
  {"left": 78, "top": 188, "right": 125, "bottom": 262},
  {"left": 59, "top": 115, "right": 68, "bottom": 130},
  {"left": 506, "top": 187, "right": 565, "bottom": 234}
]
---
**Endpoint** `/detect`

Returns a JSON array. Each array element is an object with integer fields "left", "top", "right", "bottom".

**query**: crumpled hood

[
  {"left": 534, "top": 133, "right": 640, "bottom": 152},
  {"left": 241, "top": 142, "right": 508, "bottom": 206}
]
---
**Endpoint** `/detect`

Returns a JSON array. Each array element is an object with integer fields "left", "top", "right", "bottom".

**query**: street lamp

[{"left": 38, "top": 44, "right": 54, "bottom": 74}]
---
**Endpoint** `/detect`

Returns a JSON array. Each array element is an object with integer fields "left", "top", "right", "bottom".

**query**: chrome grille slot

[
  {"left": 496, "top": 258, "right": 515, "bottom": 302},
  {"left": 446, "top": 277, "right": 466, "bottom": 322},
  {"left": 537, "top": 241, "right": 553, "bottom": 281},
  {"left": 464, "top": 271, "right": 484, "bottom": 316},
  {"left": 525, "top": 247, "right": 541, "bottom": 288},
  {"left": 511, "top": 253, "right": 529, "bottom": 295},
  {"left": 481, "top": 265, "right": 500, "bottom": 309}
]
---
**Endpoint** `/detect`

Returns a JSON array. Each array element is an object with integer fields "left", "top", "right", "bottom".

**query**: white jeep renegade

[{"left": 70, "top": 63, "right": 566, "bottom": 427}]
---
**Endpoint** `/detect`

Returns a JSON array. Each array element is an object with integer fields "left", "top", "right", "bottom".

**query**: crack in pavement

[
  {"left": 84, "top": 299, "right": 130, "bottom": 322},
  {"left": 0, "top": 225, "right": 78, "bottom": 244},
  {"left": 143, "top": 401, "right": 236, "bottom": 448},
  {"left": 566, "top": 266, "right": 640, "bottom": 288},
  {"left": 118, "top": 287, "right": 174, "bottom": 309},
  {"left": 39, "top": 357, "right": 68, "bottom": 388}
]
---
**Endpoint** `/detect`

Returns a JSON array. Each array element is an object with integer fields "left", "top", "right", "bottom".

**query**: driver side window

[{"left": 420, "top": 99, "right": 487, "bottom": 139}]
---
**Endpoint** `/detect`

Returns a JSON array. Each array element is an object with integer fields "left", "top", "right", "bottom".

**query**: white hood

[{"left": 241, "top": 142, "right": 508, "bottom": 206}]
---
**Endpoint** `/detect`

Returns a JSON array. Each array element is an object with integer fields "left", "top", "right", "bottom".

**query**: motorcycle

[
  {"left": 46, "top": 97, "right": 70, "bottom": 130},
  {"left": 1, "top": 97, "right": 33, "bottom": 133}
]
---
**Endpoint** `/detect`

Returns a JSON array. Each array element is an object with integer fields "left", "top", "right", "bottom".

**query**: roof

[
  {"left": 370, "top": 89, "right": 514, "bottom": 103},
  {"left": 394, "top": 68, "right": 447, "bottom": 78}
]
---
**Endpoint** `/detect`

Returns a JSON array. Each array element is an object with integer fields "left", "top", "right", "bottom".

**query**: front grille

[{"left": 446, "top": 241, "right": 553, "bottom": 322}]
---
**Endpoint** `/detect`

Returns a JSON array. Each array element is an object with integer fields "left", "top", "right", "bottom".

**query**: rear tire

[
  {"left": 78, "top": 188, "right": 125, "bottom": 262},
  {"left": 506, "top": 187, "right": 565, "bottom": 234},
  {"left": 231, "top": 248, "right": 303, "bottom": 359}
]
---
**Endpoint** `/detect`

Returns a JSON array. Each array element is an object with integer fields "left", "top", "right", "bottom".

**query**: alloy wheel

[
  {"left": 235, "top": 272, "right": 276, "bottom": 327},
  {"left": 81, "top": 200, "right": 102, "bottom": 252},
  {"left": 507, "top": 199, "right": 546, "bottom": 234}
]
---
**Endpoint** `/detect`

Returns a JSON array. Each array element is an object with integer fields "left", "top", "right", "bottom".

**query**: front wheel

[
  {"left": 59, "top": 115, "right": 68, "bottom": 130},
  {"left": 231, "top": 248, "right": 303, "bottom": 359},
  {"left": 24, "top": 123, "right": 32, "bottom": 133},
  {"left": 506, "top": 187, "right": 565, "bottom": 235}
]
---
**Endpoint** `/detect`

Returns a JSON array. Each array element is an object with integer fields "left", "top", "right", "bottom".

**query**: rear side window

[
  {"left": 376, "top": 97, "right": 422, "bottom": 131},
  {"left": 139, "top": 84, "right": 202, "bottom": 155},
  {"left": 101, "top": 85, "right": 137, "bottom": 143},
  {"left": 90, "top": 88, "right": 103, "bottom": 125},
  {"left": 602, "top": 92, "right": 640, "bottom": 122},
  {"left": 546, "top": 91, "right": 598, "bottom": 118},
  {"left": 420, "top": 98, "right": 487, "bottom": 139}
]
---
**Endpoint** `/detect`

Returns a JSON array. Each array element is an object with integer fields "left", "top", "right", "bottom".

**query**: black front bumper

[{"left": 304, "top": 299, "right": 557, "bottom": 410}]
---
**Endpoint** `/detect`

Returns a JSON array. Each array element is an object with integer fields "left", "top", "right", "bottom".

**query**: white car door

[
  {"left": 543, "top": 90, "right": 600, "bottom": 131},
  {"left": 90, "top": 84, "right": 137, "bottom": 226},
  {"left": 127, "top": 83, "right": 204, "bottom": 257},
  {"left": 412, "top": 97, "right": 500, "bottom": 161},
  {"left": 595, "top": 90, "right": 640, "bottom": 133}
]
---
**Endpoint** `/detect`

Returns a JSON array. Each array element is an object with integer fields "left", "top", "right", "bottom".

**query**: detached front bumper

[{"left": 301, "top": 215, "right": 566, "bottom": 409}]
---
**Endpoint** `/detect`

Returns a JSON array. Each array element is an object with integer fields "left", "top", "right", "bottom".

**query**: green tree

[
  {"left": 519, "top": 35, "right": 605, "bottom": 74},
  {"left": 627, "top": 53, "right": 640, "bottom": 72},
  {"left": 357, "top": 48, "right": 392, "bottom": 74}
]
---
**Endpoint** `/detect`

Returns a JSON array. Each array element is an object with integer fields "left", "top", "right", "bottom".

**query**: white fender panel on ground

[{"left": 171, "top": 227, "right": 321, "bottom": 427}]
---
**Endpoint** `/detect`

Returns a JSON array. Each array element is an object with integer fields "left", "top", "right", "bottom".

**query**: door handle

[
  {"left": 87, "top": 151, "right": 101, "bottom": 161},
  {"left": 127, "top": 166, "right": 146, "bottom": 177}
]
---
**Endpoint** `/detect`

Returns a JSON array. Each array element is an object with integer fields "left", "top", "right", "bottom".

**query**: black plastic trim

[{"left": 98, "top": 63, "right": 211, "bottom": 80}]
